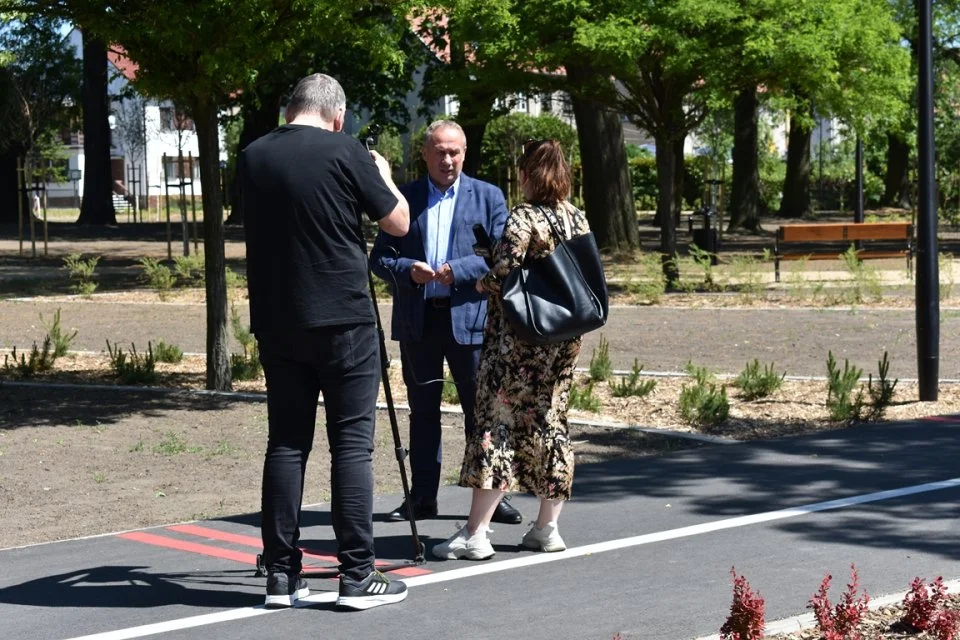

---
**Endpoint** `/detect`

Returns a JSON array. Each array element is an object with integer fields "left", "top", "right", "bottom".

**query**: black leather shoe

[
  {"left": 491, "top": 497, "right": 522, "bottom": 525},
  {"left": 386, "top": 497, "right": 438, "bottom": 522}
]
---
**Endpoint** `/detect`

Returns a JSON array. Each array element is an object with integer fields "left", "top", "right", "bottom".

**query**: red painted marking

[
  {"left": 118, "top": 531, "right": 256, "bottom": 565},
  {"left": 164, "top": 524, "right": 431, "bottom": 576}
]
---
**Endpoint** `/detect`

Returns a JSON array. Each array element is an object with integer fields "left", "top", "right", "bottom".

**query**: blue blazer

[{"left": 371, "top": 174, "right": 508, "bottom": 345}]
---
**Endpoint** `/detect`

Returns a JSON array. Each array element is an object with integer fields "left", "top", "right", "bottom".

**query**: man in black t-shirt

[{"left": 239, "top": 73, "right": 410, "bottom": 611}]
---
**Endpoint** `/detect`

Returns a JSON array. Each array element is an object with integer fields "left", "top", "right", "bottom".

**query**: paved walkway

[{"left": 2, "top": 416, "right": 959, "bottom": 640}]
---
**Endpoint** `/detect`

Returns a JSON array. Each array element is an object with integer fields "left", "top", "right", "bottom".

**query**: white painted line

[
  {"left": 694, "top": 578, "right": 960, "bottom": 639},
  {"left": 60, "top": 477, "right": 960, "bottom": 640}
]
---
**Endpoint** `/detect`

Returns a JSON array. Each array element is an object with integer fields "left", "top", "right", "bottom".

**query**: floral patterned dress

[{"left": 459, "top": 200, "right": 591, "bottom": 501}]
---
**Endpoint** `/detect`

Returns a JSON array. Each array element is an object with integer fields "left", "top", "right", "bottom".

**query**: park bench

[{"left": 773, "top": 221, "right": 913, "bottom": 282}]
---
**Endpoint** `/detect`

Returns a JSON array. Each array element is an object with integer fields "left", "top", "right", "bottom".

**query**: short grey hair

[
  {"left": 285, "top": 73, "right": 346, "bottom": 121},
  {"left": 424, "top": 119, "right": 466, "bottom": 147}
]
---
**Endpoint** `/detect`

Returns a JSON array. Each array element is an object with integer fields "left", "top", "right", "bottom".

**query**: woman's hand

[{"left": 475, "top": 277, "right": 485, "bottom": 293}]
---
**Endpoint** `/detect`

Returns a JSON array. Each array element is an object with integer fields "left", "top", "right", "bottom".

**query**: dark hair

[{"left": 518, "top": 139, "right": 571, "bottom": 205}]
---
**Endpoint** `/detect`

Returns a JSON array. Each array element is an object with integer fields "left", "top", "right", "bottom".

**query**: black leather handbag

[{"left": 501, "top": 205, "right": 608, "bottom": 345}]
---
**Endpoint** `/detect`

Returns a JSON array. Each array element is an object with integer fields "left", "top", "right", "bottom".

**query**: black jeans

[{"left": 258, "top": 323, "right": 378, "bottom": 582}]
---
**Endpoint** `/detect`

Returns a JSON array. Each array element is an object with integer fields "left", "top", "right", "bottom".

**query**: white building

[{"left": 45, "top": 29, "right": 224, "bottom": 214}]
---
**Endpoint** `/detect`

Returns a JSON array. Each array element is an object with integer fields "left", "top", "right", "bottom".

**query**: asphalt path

[
  {"left": 2, "top": 417, "right": 959, "bottom": 640},
  {"left": 3, "top": 298, "right": 960, "bottom": 379}
]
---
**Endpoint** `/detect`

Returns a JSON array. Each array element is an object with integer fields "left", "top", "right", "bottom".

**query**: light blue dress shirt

[{"left": 423, "top": 176, "right": 460, "bottom": 299}]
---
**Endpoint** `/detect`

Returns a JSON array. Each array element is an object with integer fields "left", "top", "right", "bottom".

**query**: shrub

[
  {"left": 589, "top": 334, "right": 613, "bottom": 382},
  {"left": 734, "top": 360, "right": 785, "bottom": 401},
  {"left": 230, "top": 305, "right": 261, "bottom": 381},
  {"left": 862, "top": 351, "right": 898, "bottom": 422},
  {"left": 106, "top": 340, "right": 157, "bottom": 385},
  {"left": 153, "top": 340, "right": 184, "bottom": 364},
  {"left": 139, "top": 257, "right": 176, "bottom": 300},
  {"left": 719, "top": 568, "right": 765, "bottom": 640},
  {"left": 569, "top": 381, "right": 601, "bottom": 412},
  {"left": 442, "top": 371, "right": 459, "bottom": 405},
  {"left": 624, "top": 252, "right": 667, "bottom": 303},
  {"left": 172, "top": 253, "right": 204, "bottom": 285},
  {"left": 610, "top": 359, "right": 657, "bottom": 398},
  {"left": 688, "top": 243, "right": 719, "bottom": 291},
  {"left": 901, "top": 576, "right": 960, "bottom": 638},
  {"left": 40, "top": 308, "right": 77, "bottom": 358},
  {"left": 62, "top": 253, "right": 99, "bottom": 297},
  {"left": 3, "top": 338, "right": 55, "bottom": 378},
  {"left": 808, "top": 565, "right": 869, "bottom": 640},
  {"left": 679, "top": 363, "right": 729, "bottom": 428},
  {"left": 839, "top": 245, "right": 883, "bottom": 305},
  {"left": 225, "top": 266, "right": 247, "bottom": 290},
  {"left": 825, "top": 351, "right": 864, "bottom": 422},
  {"left": 727, "top": 254, "right": 766, "bottom": 301}
]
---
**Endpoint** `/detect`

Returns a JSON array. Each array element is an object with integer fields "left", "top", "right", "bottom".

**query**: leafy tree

[
  {"left": 0, "top": 14, "right": 80, "bottom": 224},
  {"left": 4, "top": 0, "right": 415, "bottom": 390}
]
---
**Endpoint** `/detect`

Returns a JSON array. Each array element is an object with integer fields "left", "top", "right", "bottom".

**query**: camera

[
  {"left": 364, "top": 124, "right": 381, "bottom": 151},
  {"left": 472, "top": 224, "right": 493, "bottom": 267}
]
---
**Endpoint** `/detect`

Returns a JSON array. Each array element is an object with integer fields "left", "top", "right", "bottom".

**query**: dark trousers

[
  {"left": 400, "top": 305, "right": 481, "bottom": 502},
  {"left": 258, "top": 324, "right": 378, "bottom": 582}
]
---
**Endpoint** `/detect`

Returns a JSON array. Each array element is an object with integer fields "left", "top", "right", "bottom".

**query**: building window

[
  {"left": 159, "top": 107, "right": 195, "bottom": 132},
  {"left": 163, "top": 156, "right": 200, "bottom": 182}
]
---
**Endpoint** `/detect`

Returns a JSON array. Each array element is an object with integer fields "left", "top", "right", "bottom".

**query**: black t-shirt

[{"left": 239, "top": 125, "right": 398, "bottom": 333}]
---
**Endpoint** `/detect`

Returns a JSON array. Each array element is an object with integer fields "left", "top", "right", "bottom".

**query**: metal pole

[
  {"left": 16, "top": 157, "right": 24, "bottom": 257},
  {"left": 855, "top": 137, "right": 864, "bottom": 224},
  {"left": 916, "top": 0, "right": 940, "bottom": 401}
]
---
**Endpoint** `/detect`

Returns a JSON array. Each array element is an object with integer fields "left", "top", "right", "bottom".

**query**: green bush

[
  {"left": 442, "top": 371, "right": 459, "bottom": 405},
  {"left": 588, "top": 334, "right": 613, "bottom": 382},
  {"left": 40, "top": 308, "right": 77, "bottom": 358},
  {"left": 679, "top": 363, "right": 729, "bottom": 428},
  {"left": 230, "top": 305, "right": 261, "bottom": 381},
  {"left": 153, "top": 340, "right": 184, "bottom": 364},
  {"left": 62, "top": 253, "right": 99, "bottom": 297},
  {"left": 172, "top": 254, "right": 204, "bottom": 285},
  {"left": 569, "top": 380, "right": 602, "bottom": 412},
  {"left": 139, "top": 257, "right": 175, "bottom": 300},
  {"left": 106, "top": 339, "right": 157, "bottom": 385},
  {"left": 3, "top": 338, "right": 55, "bottom": 378},
  {"left": 734, "top": 359, "right": 785, "bottom": 401},
  {"left": 610, "top": 359, "right": 657, "bottom": 398},
  {"left": 825, "top": 351, "right": 864, "bottom": 422}
]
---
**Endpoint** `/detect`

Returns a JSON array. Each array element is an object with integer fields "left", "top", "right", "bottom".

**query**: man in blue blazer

[{"left": 371, "top": 120, "right": 519, "bottom": 525}]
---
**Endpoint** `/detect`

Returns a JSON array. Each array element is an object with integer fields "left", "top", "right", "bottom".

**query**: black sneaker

[
  {"left": 264, "top": 572, "right": 309, "bottom": 608},
  {"left": 335, "top": 570, "right": 408, "bottom": 610}
]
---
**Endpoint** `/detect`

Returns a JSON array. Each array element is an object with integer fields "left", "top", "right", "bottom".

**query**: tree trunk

[
  {"left": 457, "top": 91, "right": 495, "bottom": 178},
  {"left": 224, "top": 93, "right": 281, "bottom": 226},
  {"left": 883, "top": 133, "right": 911, "bottom": 208},
  {"left": 193, "top": 100, "right": 232, "bottom": 391},
  {"left": 729, "top": 87, "right": 760, "bottom": 231},
  {"left": 0, "top": 148, "right": 26, "bottom": 225},
  {"left": 655, "top": 133, "right": 679, "bottom": 286},
  {"left": 565, "top": 68, "right": 638, "bottom": 251},
  {"left": 76, "top": 35, "right": 116, "bottom": 225},
  {"left": 779, "top": 113, "right": 812, "bottom": 218}
]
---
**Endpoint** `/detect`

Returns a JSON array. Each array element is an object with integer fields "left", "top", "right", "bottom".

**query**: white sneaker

[
  {"left": 431, "top": 524, "right": 495, "bottom": 560},
  {"left": 521, "top": 522, "right": 566, "bottom": 552}
]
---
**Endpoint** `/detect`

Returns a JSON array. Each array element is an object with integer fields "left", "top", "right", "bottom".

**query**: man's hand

[
  {"left": 435, "top": 263, "right": 454, "bottom": 286},
  {"left": 369, "top": 150, "right": 393, "bottom": 182},
  {"left": 410, "top": 261, "right": 436, "bottom": 284}
]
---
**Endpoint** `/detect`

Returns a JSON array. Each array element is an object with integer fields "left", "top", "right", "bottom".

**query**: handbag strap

[{"left": 535, "top": 202, "right": 581, "bottom": 244}]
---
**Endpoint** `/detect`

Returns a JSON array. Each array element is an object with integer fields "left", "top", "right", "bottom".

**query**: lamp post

[{"left": 916, "top": 0, "right": 939, "bottom": 400}]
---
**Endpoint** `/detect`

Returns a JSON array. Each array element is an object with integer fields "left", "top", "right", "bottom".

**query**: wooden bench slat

[{"left": 778, "top": 222, "right": 911, "bottom": 243}]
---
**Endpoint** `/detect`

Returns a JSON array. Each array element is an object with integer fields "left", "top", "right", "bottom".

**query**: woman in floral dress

[{"left": 433, "top": 140, "right": 590, "bottom": 560}]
